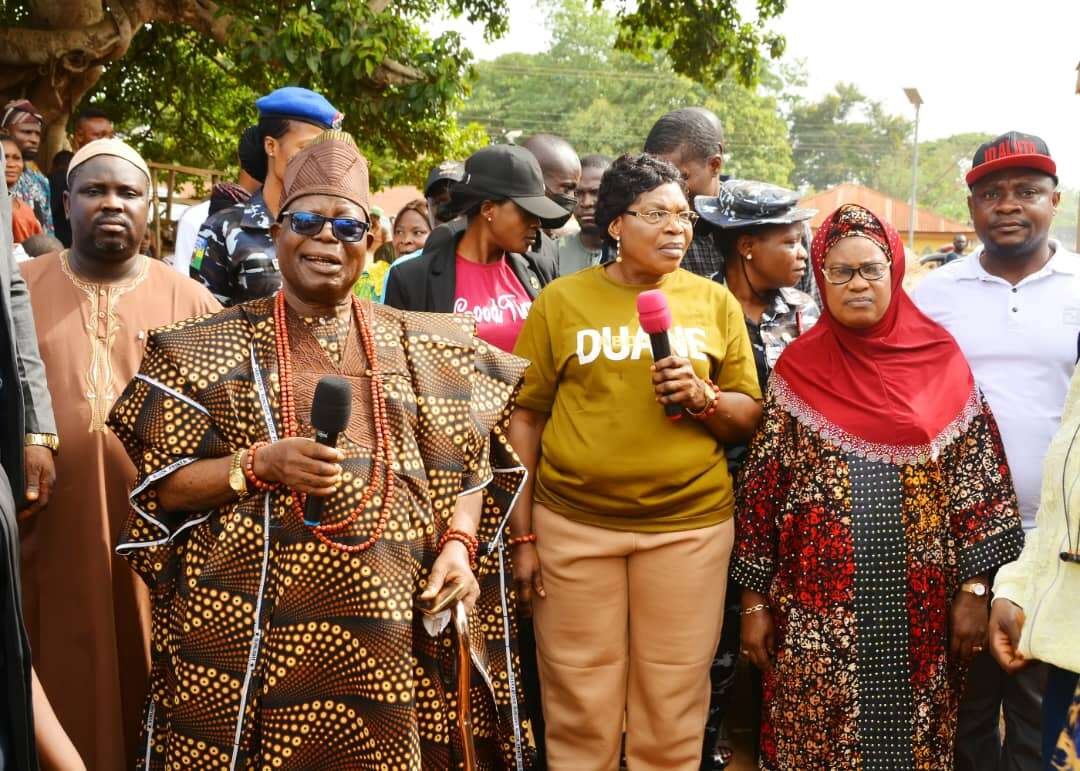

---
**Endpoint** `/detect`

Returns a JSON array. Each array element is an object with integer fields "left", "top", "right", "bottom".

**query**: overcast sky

[{"left": 431, "top": 0, "right": 1080, "bottom": 187}]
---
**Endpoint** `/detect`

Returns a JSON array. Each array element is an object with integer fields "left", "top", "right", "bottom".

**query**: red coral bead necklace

[{"left": 273, "top": 290, "right": 395, "bottom": 552}]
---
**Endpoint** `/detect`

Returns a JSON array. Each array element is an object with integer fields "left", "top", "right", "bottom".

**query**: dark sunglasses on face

[{"left": 281, "top": 211, "right": 370, "bottom": 242}]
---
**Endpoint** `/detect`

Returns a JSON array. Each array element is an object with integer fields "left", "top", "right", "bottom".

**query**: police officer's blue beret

[{"left": 256, "top": 87, "right": 343, "bottom": 130}]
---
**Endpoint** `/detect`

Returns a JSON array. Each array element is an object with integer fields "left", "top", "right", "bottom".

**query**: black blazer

[{"left": 383, "top": 218, "right": 559, "bottom": 313}]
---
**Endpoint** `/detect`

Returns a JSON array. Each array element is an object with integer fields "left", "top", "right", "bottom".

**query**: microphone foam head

[
  {"left": 636, "top": 289, "right": 672, "bottom": 334},
  {"left": 310, "top": 376, "right": 352, "bottom": 433}
]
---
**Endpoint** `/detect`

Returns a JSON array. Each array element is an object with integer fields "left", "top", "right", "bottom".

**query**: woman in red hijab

[{"left": 733, "top": 204, "right": 1024, "bottom": 770}]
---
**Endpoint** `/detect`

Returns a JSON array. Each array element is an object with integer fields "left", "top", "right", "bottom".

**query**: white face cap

[{"left": 67, "top": 138, "right": 150, "bottom": 186}]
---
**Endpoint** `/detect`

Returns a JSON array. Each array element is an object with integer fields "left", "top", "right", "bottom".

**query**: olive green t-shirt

[{"left": 513, "top": 265, "right": 761, "bottom": 532}]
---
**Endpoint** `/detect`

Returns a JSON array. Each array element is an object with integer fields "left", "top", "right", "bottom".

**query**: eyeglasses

[
  {"left": 623, "top": 209, "right": 699, "bottom": 228},
  {"left": 822, "top": 262, "right": 891, "bottom": 285},
  {"left": 281, "top": 211, "right": 370, "bottom": 242}
]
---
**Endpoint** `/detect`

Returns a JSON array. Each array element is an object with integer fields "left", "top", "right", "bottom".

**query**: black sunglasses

[{"left": 281, "top": 211, "right": 370, "bottom": 242}]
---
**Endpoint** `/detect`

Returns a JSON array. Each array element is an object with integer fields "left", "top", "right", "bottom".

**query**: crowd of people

[{"left": 0, "top": 83, "right": 1078, "bottom": 771}]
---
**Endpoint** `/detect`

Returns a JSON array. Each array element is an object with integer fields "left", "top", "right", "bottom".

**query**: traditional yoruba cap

[
  {"left": 1, "top": 99, "right": 43, "bottom": 128},
  {"left": 280, "top": 130, "right": 369, "bottom": 216},
  {"left": 67, "top": 138, "right": 150, "bottom": 184},
  {"left": 424, "top": 160, "right": 464, "bottom": 197},
  {"left": 695, "top": 179, "right": 816, "bottom": 229},
  {"left": 256, "top": 87, "right": 343, "bottom": 130},
  {"left": 966, "top": 131, "right": 1057, "bottom": 187},
  {"left": 454, "top": 144, "right": 571, "bottom": 227}
]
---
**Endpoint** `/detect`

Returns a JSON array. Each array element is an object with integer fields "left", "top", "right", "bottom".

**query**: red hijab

[{"left": 772, "top": 204, "right": 977, "bottom": 464}]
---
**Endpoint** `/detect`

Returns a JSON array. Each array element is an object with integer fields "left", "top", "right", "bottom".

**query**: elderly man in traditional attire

[
  {"left": 19, "top": 138, "right": 219, "bottom": 769},
  {"left": 110, "top": 130, "right": 535, "bottom": 769}
]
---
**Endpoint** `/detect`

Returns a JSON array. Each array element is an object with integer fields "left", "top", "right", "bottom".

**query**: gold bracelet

[
  {"left": 741, "top": 603, "right": 769, "bottom": 616},
  {"left": 24, "top": 433, "right": 59, "bottom": 453}
]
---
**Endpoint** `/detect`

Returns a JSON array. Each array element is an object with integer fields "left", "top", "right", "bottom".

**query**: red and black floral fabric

[{"left": 732, "top": 387, "right": 1023, "bottom": 770}]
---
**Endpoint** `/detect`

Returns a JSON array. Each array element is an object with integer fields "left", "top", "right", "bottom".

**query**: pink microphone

[{"left": 636, "top": 290, "right": 682, "bottom": 419}]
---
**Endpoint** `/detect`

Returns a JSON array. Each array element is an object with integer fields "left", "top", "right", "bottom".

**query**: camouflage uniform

[{"left": 190, "top": 190, "right": 280, "bottom": 306}]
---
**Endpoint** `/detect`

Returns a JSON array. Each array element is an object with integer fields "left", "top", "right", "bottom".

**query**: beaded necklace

[{"left": 272, "top": 290, "right": 396, "bottom": 552}]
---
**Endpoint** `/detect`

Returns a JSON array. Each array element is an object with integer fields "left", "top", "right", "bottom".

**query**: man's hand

[
  {"left": 254, "top": 437, "right": 343, "bottom": 496},
  {"left": 423, "top": 541, "right": 481, "bottom": 613},
  {"left": 19, "top": 444, "right": 55, "bottom": 519},
  {"left": 949, "top": 590, "right": 989, "bottom": 666},
  {"left": 989, "top": 598, "right": 1028, "bottom": 674}
]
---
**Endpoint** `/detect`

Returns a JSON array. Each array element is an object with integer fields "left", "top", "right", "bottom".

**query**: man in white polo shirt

[{"left": 912, "top": 131, "right": 1079, "bottom": 771}]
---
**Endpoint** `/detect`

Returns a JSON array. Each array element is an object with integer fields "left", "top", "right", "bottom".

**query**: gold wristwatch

[
  {"left": 228, "top": 449, "right": 248, "bottom": 496},
  {"left": 960, "top": 580, "right": 988, "bottom": 598},
  {"left": 25, "top": 433, "right": 60, "bottom": 454}
]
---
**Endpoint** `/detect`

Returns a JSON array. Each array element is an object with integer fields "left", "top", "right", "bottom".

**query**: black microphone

[
  {"left": 303, "top": 376, "right": 352, "bottom": 527},
  {"left": 637, "top": 289, "right": 682, "bottom": 420}
]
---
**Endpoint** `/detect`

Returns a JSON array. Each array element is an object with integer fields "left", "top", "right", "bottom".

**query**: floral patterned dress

[{"left": 732, "top": 382, "right": 1024, "bottom": 771}]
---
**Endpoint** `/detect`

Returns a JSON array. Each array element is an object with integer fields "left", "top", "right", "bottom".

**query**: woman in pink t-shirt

[{"left": 383, "top": 144, "right": 572, "bottom": 351}]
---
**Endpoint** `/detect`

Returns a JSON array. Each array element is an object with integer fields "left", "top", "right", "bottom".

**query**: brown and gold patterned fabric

[{"left": 109, "top": 296, "right": 534, "bottom": 770}]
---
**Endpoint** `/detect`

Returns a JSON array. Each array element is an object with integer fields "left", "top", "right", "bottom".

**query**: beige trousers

[{"left": 532, "top": 503, "right": 734, "bottom": 771}]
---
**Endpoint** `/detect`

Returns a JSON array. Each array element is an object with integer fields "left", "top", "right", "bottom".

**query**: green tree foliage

[
  {"left": 0, "top": 0, "right": 786, "bottom": 189},
  {"left": 873, "top": 132, "right": 994, "bottom": 224},
  {"left": 462, "top": 0, "right": 794, "bottom": 186},
  {"left": 787, "top": 83, "right": 911, "bottom": 192}
]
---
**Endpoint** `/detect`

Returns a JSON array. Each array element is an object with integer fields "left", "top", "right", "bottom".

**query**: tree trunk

[{"left": 6, "top": 1, "right": 112, "bottom": 167}]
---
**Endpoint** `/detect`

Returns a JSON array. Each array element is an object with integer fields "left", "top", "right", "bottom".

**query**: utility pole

[{"left": 904, "top": 88, "right": 923, "bottom": 254}]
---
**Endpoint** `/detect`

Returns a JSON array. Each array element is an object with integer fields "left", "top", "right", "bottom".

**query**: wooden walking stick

[
  {"left": 418, "top": 582, "right": 477, "bottom": 771},
  {"left": 453, "top": 601, "right": 478, "bottom": 771}
]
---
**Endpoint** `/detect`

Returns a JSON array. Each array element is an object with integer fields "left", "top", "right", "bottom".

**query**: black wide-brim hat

[
  {"left": 452, "top": 144, "right": 572, "bottom": 229},
  {"left": 696, "top": 179, "right": 816, "bottom": 229}
]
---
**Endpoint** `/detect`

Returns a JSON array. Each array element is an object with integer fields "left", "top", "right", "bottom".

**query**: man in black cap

[
  {"left": 191, "top": 86, "right": 341, "bottom": 306},
  {"left": 424, "top": 160, "right": 464, "bottom": 229},
  {"left": 913, "top": 131, "right": 1077, "bottom": 771},
  {"left": 644, "top": 107, "right": 725, "bottom": 277}
]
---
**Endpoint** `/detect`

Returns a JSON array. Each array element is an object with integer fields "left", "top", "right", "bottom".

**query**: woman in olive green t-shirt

[{"left": 508, "top": 153, "right": 762, "bottom": 770}]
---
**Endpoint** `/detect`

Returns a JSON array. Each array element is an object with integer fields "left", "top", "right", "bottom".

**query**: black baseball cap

[
  {"left": 695, "top": 179, "right": 816, "bottom": 229},
  {"left": 424, "top": 160, "right": 464, "bottom": 197},
  {"left": 454, "top": 145, "right": 572, "bottom": 228},
  {"left": 966, "top": 131, "right": 1057, "bottom": 187}
]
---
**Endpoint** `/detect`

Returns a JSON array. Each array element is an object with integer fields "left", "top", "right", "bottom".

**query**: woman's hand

[
  {"left": 254, "top": 437, "right": 344, "bottom": 496},
  {"left": 988, "top": 598, "right": 1028, "bottom": 674},
  {"left": 950, "top": 589, "right": 989, "bottom": 665},
  {"left": 651, "top": 356, "right": 709, "bottom": 412},
  {"left": 422, "top": 541, "right": 481, "bottom": 613},
  {"left": 740, "top": 591, "right": 776, "bottom": 673},
  {"left": 511, "top": 542, "right": 545, "bottom": 616}
]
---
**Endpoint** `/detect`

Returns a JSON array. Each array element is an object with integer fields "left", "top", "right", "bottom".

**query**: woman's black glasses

[{"left": 282, "top": 211, "right": 370, "bottom": 242}]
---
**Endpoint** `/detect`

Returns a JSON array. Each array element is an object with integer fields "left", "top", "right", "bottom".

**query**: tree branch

[
  {"left": 373, "top": 58, "right": 422, "bottom": 86},
  {"left": 155, "top": 0, "right": 234, "bottom": 44},
  {"left": 0, "top": 16, "right": 124, "bottom": 66}
]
